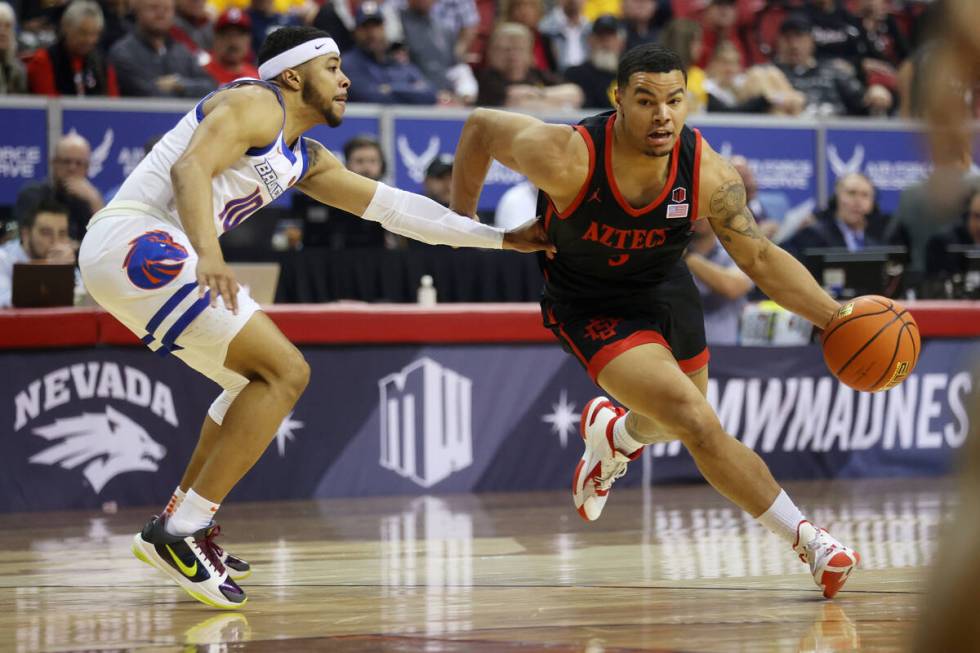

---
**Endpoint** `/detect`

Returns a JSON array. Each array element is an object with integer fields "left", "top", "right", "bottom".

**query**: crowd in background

[
  {"left": 1, "top": 0, "right": 977, "bottom": 118},
  {"left": 0, "top": 0, "right": 978, "bottom": 345}
]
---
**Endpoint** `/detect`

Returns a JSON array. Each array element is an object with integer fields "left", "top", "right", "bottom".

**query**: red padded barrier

[{"left": 1, "top": 301, "right": 977, "bottom": 350}]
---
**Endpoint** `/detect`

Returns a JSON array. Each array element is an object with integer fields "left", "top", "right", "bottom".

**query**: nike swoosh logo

[
  {"left": 315, "top": 43, "right": 326, "bottom": 49},
  {"left": 166, "top": 544, "right": 198, "bottom": 577}
]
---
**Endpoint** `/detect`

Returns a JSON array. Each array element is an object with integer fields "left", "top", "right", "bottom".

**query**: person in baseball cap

[
  {"left": 204, "top": 8, "right": 259, "bottom": 85},
  {"left": 563, "top": 14, "right": 625, "bottom": 108}
]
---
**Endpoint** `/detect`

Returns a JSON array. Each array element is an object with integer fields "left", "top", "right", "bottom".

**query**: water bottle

[{"left": 417, "top": 275, "right": 437, "bottom": 306}]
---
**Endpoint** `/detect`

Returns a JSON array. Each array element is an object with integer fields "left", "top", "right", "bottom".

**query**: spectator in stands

[
  {"left": 696, "top": 0, "right": 758, "bottom": 69},
  {"left": 538, "top": 0, "right": 589, "bottom": 72},
  {"left": 423, "top": 154, "right": 453, "bottom": 207},
  {"left": 476, "top": 22, "right": 582, "bottom": 109},
  {"left": 27, "top": 0, "right": 120, "bottom": 97},
  {"left": 109, "top": 0, "right": 216, "bottom": 97},
  {"left": 785, "top": 172, "right": 890, "bottom": 256},
  {"left": 495, "top": 179, "right": 537, "bottom": 230},
  {"left": 300, "top": 135, "right": 391, "bottom": 249},
  {"left": 704, "top": 40, "right": 804, "bottom": 114},
  {"left": 342, "top": 2, "right": 437, "bottom": 105},
  {"left": 622, "top": 0, "right": 671, "bottom": 53},
  {"left": 685, "top": 217, "right": 753, "bottom": 345},
  {"left": 400, "top": 0, "right": 478, "bottom": 104},
  {"left": 15, "top": 132, "right": 104, "bottom": 241},
  {"left": 16, "top": 0, "right": 59, "bottom": 54},
  {"left": 171, "top": 0, "right": 213, "bottom": 56},
  {"left": 314, "top": 0, "right": 402, "bottom": 55},
  {"left": 925, "top": 189, "right": 980, "bottom": 278},
  {"left": 0, "top": 2, "right": 26, "bottom": 94},
  {"left": 99, "top": 0, "right": 132, "bottom": 52},
  {"left": 502, "top": 0, "right": 556, "bottom": 73},
  {"left": 659, "top": 18, "right": 707, "bottom": 112},
  {"left": 802, "top": 0, "right": 864, "bottom": 64},
  {"left": 204, "top": 9, "right": 258, "bottom": 84},
  {"left": 886, "top": 146, "right": 980, "bottom": 278},
  {"left": 855, "top": 0, "right": 908, "bottom": 69},
  {"left": 253, "top": 0, "right": 305, "bottom": 55},
  {"left": 774, "top": 14, "right": 892, "bottom": 117},
  {"left": 564, "top": 14, "right": 623, "bottom": 109},
  {"left": 0, "top": 197, "right": 75, "bottom": 308},
  {"left": 416, "top": 0, "right": 480, "bottom": 66}
]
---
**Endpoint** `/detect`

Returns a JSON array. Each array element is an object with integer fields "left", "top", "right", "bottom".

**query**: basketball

[{"left": 821, "top": 295, "right": 921, "bottom": 393}]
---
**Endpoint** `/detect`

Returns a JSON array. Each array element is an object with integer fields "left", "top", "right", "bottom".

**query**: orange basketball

[{"left": 821, "top": 295, "right": 920, "bottom": 392}]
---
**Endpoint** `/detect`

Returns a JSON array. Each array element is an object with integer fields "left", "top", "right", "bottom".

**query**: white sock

[
  {"left": 756, "top": 489, "right": 806, "bottom": 545},
  {"left": 163, "top": 486, "right": 186, "bottom": 515},
  {"left": 166, "top": 489, "right": 219, "bottom": 536},
  {"left": 612, "top": 413, "right": 645, "bottom": 456}
]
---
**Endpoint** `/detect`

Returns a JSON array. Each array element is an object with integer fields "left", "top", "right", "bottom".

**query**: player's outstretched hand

[
  {"left": 502, "top": 217, "right": 556, "bottom": 259},
  {"left": 196, "top": 254, "right": 239, "bottom": 315}
]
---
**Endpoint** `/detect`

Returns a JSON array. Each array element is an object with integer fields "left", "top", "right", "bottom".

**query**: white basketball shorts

[{"left": 78, "top": 212, "right": 260, "bottom": 393}]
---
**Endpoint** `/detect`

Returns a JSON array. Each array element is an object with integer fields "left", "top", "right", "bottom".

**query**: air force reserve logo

[
  {"left": 378, "top": 358, "right": 473, "bottom": 488},
  {"left": 14, "top": 361, "right": 178, "bottom": 493}
]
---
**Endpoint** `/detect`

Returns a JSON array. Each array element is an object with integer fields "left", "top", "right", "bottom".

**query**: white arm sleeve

[{"left": 361, "top": 183, "right": 504, "bottom": 249}]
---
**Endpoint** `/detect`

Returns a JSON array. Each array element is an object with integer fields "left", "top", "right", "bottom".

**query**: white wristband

[{"left": 362, "top": 183, "right": 504, "bottom": 249}]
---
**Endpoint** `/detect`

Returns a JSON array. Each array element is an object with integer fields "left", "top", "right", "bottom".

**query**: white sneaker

[
  {"left": 794, "top": 520, "right": 860, "bottom": 599},
  {"left": 572, "top": 396, "right": 642, "bottom": 521}
]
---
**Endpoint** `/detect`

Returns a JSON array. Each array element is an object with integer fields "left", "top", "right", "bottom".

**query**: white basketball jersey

[{"left": 107, "top": 79, "right": 309, "bottom": 235}]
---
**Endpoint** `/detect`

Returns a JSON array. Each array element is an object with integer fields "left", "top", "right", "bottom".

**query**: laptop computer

[
  {"left": 12, "top": 263, "right": 76, "bottom": 308},
  {"left": 229, "top": 262, "right": 280, "bottom": 305}
]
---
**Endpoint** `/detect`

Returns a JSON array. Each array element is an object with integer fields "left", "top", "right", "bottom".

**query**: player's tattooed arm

[
  {"left": 301, "top": 138, "right": 330, "bottom": 176},
  {"left": 703, "top": 158, "right": 839, "bottom": 328},
  {"left": 707, "top": 178, "right": 771, "bottom": 248}
]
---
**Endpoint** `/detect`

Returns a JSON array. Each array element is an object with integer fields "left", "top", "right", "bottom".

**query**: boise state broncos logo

[{"left": 124, "top": 231, "right": 189, "bottom": 289}]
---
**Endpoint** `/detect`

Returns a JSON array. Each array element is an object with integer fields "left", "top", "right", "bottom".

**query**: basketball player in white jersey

[{"left": 78, "top": 26, "right": 553, "bottom": 609}]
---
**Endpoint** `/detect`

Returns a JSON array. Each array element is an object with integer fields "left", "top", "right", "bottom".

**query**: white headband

[{"left": 258, "top": 38, "right": 340, "bottom": 80}]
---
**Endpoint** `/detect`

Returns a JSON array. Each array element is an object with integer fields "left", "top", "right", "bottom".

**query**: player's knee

[
  {"left": 279, "top": 354, "right": 310, "bottom": 401},
  {"left": 671, "top": 403, "right": 725, "bottom": 453}
]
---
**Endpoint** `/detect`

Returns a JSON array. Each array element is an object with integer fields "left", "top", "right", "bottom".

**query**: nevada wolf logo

[
  {"left": 29, "top": 405, "right": 167, "bottom": 493},
  {"left": 124, "top": 230, "right": 189, "bottom": 289}
]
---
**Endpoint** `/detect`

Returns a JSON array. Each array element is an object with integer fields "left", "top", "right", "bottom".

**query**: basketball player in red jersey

[{"left": 451, "top": 44, "right": 859, "bottom": 598}]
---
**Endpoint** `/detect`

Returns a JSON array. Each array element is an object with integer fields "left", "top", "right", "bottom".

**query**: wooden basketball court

[{"left": 0, "top": 477, "right": 944, "bottom": 652}]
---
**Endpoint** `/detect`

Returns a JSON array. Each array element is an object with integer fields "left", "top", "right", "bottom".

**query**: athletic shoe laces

[
  {"left": 194, "top": 525, "right": 227, "bottom": 576},
  {"left": 596, "top": 458, "right": 629, "bottom": 491}
]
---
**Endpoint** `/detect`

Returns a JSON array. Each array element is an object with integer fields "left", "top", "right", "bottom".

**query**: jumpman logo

[{"left": 588, "top": 188, "right": 602, "bottom": 204}]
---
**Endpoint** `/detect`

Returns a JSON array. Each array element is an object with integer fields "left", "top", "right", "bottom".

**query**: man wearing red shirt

[
  {"left": 28, "top": 0, "right": 120, "bottom": 97},
  {"left": 203, "top": 9, "right": 259, "bottom": 85}
]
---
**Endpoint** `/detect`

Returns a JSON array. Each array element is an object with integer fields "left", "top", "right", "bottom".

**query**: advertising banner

[
  {"left": 0, "top": 108, "right": 47, "bottom": 205},
  {"left": 392, "top": 117, "right": 526, "bottom": 213},
  {"left": 823, "top": 127, "right": 932, "bottom": 213},
  {"left": 2, "top": 340, "right": 974, "bottom": 512},
  {"left": 694, "top": 123, "right": 818, "bottom": 220},
  {"left": 62, "top": 108, "right": 380, "bottom": 207}
]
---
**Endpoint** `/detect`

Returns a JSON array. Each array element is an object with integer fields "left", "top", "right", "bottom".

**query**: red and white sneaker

[
  {"left": 794, "top": 520, "right": 860, "bottom": 599},
  {"left": 572, "top": 396, "right": 643, "bottom": 522}
]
